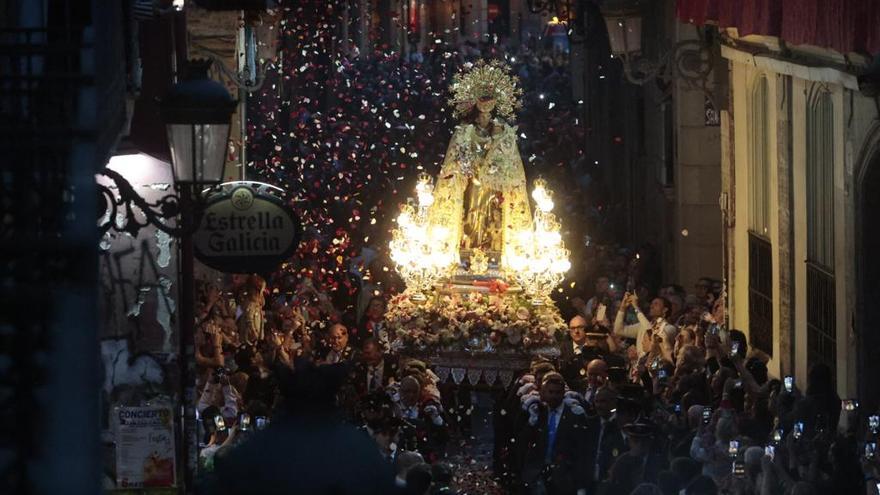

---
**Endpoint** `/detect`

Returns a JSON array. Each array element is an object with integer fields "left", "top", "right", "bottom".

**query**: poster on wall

[{"left": 114, "top": 406, "right": 177, "bottom": 488}]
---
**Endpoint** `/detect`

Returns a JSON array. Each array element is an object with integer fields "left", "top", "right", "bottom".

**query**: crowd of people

[
  {"left": 196, "top": 19, "right": 880, "bottom": 494},
  {"left": 190, "top": 245, "right": 880, "bottom": 495},
  {"left": 192, "top": 271, "right": 461, "bottom": 489}
]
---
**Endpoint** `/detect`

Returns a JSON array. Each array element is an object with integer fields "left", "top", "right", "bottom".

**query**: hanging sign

[
  {"left": 193, "top": 183, "right": 301, "bottom": 273},
  {"left": 114, "top": 405, "right": 177, "bottom": 488}
]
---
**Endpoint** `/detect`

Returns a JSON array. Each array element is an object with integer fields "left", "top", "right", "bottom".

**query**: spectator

[
  {"left": 352, "top": 337, "right": 398, "bottom": 396},
  {"left": 320, "top": 323, "right": 357, "bottom": 364},
  {"left": 516, "top": 372, "right": 587, "bottom": 494}
]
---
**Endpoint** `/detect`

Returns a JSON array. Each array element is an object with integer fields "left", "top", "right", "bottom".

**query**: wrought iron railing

[
  {"left": 806, "top": 261, "right": 836, "bottom": 378},
  {"left": 748, "top": 232, "right": 773, "bottom": 356}
]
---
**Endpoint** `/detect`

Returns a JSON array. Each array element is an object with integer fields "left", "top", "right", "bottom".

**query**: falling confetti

[{"left": 242, "top": 2, "right": 588, "bottom": 307}]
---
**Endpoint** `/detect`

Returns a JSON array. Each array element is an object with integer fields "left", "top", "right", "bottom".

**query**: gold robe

[{"left": 428, "top": 120, "right": 533, "bottom": 269}]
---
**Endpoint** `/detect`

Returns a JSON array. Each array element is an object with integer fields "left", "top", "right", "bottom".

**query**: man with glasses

[{"left": 559, "top": 316, "right": 589, "bottom": 387}]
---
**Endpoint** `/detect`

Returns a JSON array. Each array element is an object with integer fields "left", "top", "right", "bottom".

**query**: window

[
  {"left": 749, "top": 233, "right": 773, "bottom": 355},
  {"left": 806, "top": 91, "right": 834, "bottom": 268},
  {"left": 747, "top": 77, "right": 772, "bottom": 355},
  {"left": 805, "top": 88, "right": 835, "bottom": 376},
  {"left": 749, "top": 77, "right": 771, "bottom": 236}
]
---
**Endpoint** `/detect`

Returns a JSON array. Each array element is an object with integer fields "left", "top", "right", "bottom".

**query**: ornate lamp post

[
  {"left": 600, "top": 0, "right": 712, "bottom": 86},
  {"left": 160, "top": 59, "right": 236, "bottom": 187},
  {"left": 96, "top": 59, "right": 235, "bottom": 489},
  {"left": 159, "top": 59, "right": 235, "bottom": 489}
]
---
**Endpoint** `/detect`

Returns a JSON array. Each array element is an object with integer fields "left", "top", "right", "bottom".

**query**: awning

[{"left": 676, "top": 0, "right": 880, "bottom": 56}]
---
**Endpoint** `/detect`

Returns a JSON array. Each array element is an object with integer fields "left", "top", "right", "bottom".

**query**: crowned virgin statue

[{"left": 428, "top": 60, "right": 533, "bottom": 274}]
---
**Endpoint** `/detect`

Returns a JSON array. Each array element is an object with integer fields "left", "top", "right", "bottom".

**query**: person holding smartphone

[{"left": 613, "top": 292, "right": 677, "bottom": 360}]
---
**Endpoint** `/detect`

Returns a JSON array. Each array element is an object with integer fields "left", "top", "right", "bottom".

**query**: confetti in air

[{"left": 244, "top": 2, "right": 589, "bottom": 312}]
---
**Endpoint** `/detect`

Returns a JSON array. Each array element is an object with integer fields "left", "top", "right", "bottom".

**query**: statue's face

[{"left": 476, "top": 96, "right": 496, "bottom": 114}]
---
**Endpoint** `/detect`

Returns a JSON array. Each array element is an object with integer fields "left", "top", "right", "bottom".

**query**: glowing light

[
  {"left": 504, "top": 179, "right": 571, "bottom": 305},
  {"left": 389, "top": 175, "right": 456, "bottom": 300}
]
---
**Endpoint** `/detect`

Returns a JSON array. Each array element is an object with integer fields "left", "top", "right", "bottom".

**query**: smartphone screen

[
  {"left": 731, "top": 341, "right": 740, "bottom": 356},
  {"left": 214, "top": 415, "right": 226, "bottom": 431},
  {"left": 869, "top": 415, "right": 880, "bottom": 432},
  {"left": 702, "top": 408, "right": 712, "bottom": 425},
  {"left": 793, "top": 422, "right": 804, "bottom": 439},
  {"left": 867, "top": 442, "right": 877, "bottom": 459},
  {"left": 728, "top": 440, "right": 740, "bottom": 457},
  {"left": 596, "top": 303, "right": 607, "bottom": 322},
  {"left": 240, "top": 413, "right": 251, "bottom": 431},
  {"left": 784, "top": 376, "right": 794, "bottom": 393},
  {"left": 255, "top": 416, "right": 267, "bottom": 430},
  {"left": 765, "top": 445, "right": 775, "bottom": 460}
]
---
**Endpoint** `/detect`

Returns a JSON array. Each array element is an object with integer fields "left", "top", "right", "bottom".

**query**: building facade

[{"left": 676, "top": 0, "right": 880, "bottom": 401}]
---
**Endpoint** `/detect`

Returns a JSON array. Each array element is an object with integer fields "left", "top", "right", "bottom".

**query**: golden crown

[{"left": 448, "top": 59, "right": 522, "bottom": 121}]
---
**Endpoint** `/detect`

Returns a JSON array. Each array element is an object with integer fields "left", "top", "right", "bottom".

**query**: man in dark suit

[
  {"left": 352, "top": 338, "right": 398, "bottom": 396},
  {"left": 582, "top": 359, "right": 608, "bottom": 405},
  {"left": 580, "top": 386, "right": 628, "bottom": 493},
  {"left": 494, "top": 360, "right": 557, "bottom": 488},
  {"left": 516, "top": 372, "right": 587, "bottom": 495},
  {"left": 559, "top": 316, "right": 590, "bottom": 388},
  {"left": 320, "top": 323, "right": 357, "bottom": 364}
]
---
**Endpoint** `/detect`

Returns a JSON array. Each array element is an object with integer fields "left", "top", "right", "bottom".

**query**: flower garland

[{"left": 385, "top": 291, "right": 566, "bottom": 352}]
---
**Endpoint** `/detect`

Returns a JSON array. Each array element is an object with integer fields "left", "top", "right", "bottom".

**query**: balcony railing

[
  {"left": 748, "top": 232, "right": 773, "bottom": 356},
  {"left": 806, "top": 261, "right": 836, "bottom": 378}
]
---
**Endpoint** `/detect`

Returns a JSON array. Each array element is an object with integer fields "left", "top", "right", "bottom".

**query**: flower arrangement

[{"left": 385, "top": 290, "right": 566, "bottom": 352}]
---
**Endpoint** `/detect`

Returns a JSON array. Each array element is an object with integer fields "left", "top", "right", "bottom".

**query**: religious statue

[
  {"left": 428, "top": 60, "right": 533, "bottom": 271},
  {"left": 385, "top": 60, "right": 571, "bottom": 352}
]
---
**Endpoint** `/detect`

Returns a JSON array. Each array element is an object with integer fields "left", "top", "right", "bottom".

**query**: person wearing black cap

[
  {"left": 599, "top": 417, "right": 667, "bottom": 493},
  {"left": 199, "top": 359, "right": 399, "bottom": 494}
]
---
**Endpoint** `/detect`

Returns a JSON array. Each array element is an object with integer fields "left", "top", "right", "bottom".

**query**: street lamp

[
  {"left": 97, "top": 60, "right": 236, "bottom": 237},
  {"left": 160, "top": 58, "right": 235, "bottom": 491},
  {"left": 603, "top": 8, "right": 641, "bottom": 57},
  {"left": 160, "top": 59, "right": 236, "bottom": 186},
  {"left": 96, "top": 59, "right": 236, "bottom": 491},
  {"left": 600, "top": 0, "right": 712, "bottom": 86}
]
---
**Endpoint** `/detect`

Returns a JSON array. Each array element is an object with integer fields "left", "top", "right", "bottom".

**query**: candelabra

[
  {"left": 505, "top": 179, "right": 571, "bottom": 304},
  {"left": 389, "top": 175, "right": 457, "bottom": 301}
]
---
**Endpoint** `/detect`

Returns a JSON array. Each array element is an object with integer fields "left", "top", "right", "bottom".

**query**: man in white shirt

[
  {"left": 584, "top": 276, "right": 611, "bottom": 318},
  {"left": 613, "top": 293, "right": 677, "bottom": 359}
]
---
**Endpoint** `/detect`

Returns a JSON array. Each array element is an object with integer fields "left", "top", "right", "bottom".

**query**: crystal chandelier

[
  {"left": 504, "top": 179, "right": 571, "bottom": 305},
  {"left": 389, "top": 174, "right": 457, "bottom": 301}
]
